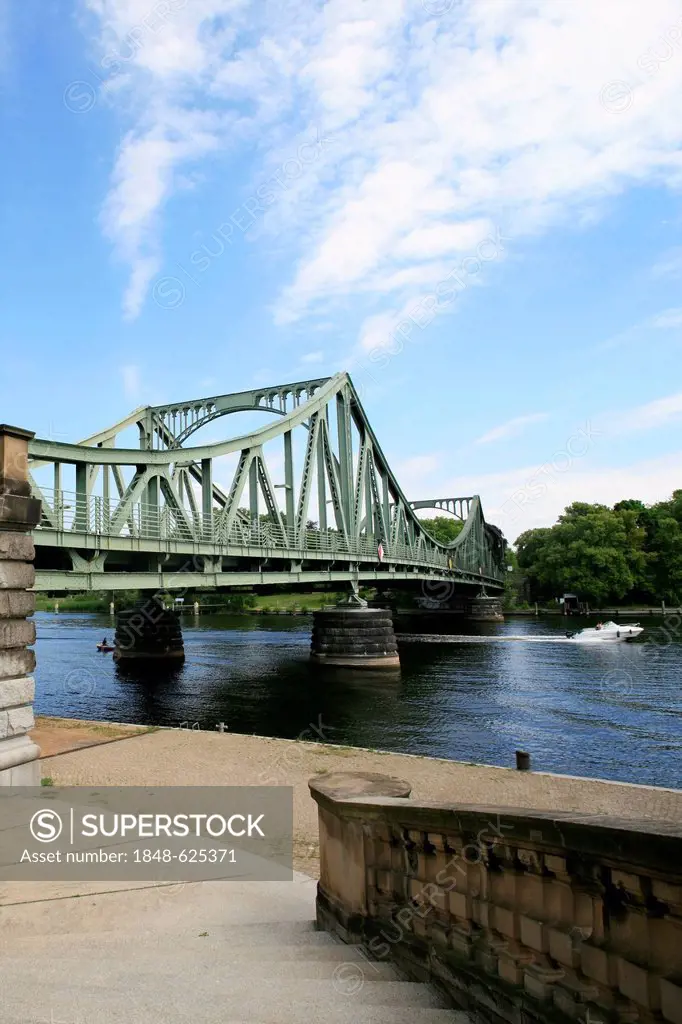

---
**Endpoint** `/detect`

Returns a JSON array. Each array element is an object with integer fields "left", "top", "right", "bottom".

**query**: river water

[{"left": 33, "top": 612, "right": 682, "bottom": 789}]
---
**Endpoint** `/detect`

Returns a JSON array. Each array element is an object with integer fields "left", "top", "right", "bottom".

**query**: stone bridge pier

[{"left": 0, "top": 425, "right": 42, "bottom": 785}]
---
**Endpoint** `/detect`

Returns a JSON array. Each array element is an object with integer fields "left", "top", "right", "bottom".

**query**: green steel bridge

[{"left": 27, "top": 373, "right": 506, "bottom": 596}]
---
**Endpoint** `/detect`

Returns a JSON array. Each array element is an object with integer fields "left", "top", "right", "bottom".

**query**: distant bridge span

[
  {"left": 27, "top": 373, "right": 506, "bottom": 594},
  {"left": 409, "top": 497, "right": 474, "bottom": 521}
]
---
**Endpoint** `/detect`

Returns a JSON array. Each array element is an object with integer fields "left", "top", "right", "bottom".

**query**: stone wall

[
  {"left": 0, "top": 425, "right": 42, "bottom": 785},
  {"left": 310, "top": 771, "right": 682, "bottom": 1024},
  {"left": 468, "top": 595, "right": 504, "bottom": 622}
]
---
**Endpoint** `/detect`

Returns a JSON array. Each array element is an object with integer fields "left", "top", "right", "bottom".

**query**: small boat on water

[
  {"left": 566, "top": 621, "right": 643, "bottom": 643},
  {"left": 97, "top": 643, "right": 115, "bottom": 652}
]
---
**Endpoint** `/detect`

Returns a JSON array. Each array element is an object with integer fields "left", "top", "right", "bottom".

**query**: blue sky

[{"left": 1, "top": 0, "right": 682, "bottom": 541}]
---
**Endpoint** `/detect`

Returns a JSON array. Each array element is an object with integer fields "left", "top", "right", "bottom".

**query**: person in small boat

[{"left": 102, "top": 637, "right": 109, "bottom": 646}]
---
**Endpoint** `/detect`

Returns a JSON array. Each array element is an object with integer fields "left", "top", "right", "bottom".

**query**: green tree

[
  {"left": 516, "top": 503, "right": 643, "bottom": 606},
  {"left": 612, "top": 501, "right": 648, "bottom": 598},
  {"left": 502, "top": 546, "right": 530, "bottom": 609},
  {"left": 419, "top": 516, "right": 465, "bottom": 544},
  {"left": 514, "top": 527, "right": 553, "bottom": 601},
  {"left": 638, "top": 491, "right": 682, "bottom": 602}
]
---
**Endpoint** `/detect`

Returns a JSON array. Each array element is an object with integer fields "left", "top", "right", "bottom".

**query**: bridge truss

[{"left": 27, "top": 373, "right": 506, "bottom": 593}]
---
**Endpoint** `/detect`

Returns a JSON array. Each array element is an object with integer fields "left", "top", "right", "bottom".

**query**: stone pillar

[
  {"left": 0, "top": 425, "right": 42, "bottom": 785},
  {"left": 114, "top": 601, "right": 185, "bottom": 663},
  {"left": 311, "top": 606, "right": 400, "bottom": 669},
  {"left": 468, "top": 595, "right": 504, "bottom": 622}
]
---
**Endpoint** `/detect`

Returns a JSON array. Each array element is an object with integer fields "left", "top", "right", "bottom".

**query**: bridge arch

[
  {"left": 143, "top": 378, "right": 328, "bottom": 449},
  {"left": 410, "top": 497, "right": 474, "bottom": 521},
  {"left": 27, "top": 373, "right": 507, "bottom": 591}
]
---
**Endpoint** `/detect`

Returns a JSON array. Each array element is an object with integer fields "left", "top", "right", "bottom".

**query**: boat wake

[{"left": 399, "top": 634, "right": 586, "bottom": 644}]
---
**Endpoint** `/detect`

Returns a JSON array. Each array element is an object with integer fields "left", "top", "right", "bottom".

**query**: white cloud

[
  {"left": 122, "top": 254, "right": 160, "bottom": 321},
  {"left": 579, "top": 387, "right": 682, "bottom": 438},
  {"left": 395, "top": 450, "right": 682, "bottom": 543},
  {"left": 394, "top": 220, "right": 495, "bottom": 260},
  {"left": 393, "top": 391, "right": 682, "bottom": 540},
  {"left": 475, "top": 413, "right": 548, "bottom": 446},
  {"left": 83, "top": 0, "right": 248, "bottom": 317},
  {"left": 358, "top": 307, "right": 411, "bottom": 354},
  {"left": 652, "top": 247, "right": 682, "bottom": 280},
  {"left": 81, "top": 0, "right": 682, "bottom": 325},
  {"left": 614, "top": 391, "right": 682, "bottom": 434},
  {"left": 600, "top": 305, "right": 682, "bottom": 348},
  {"left": 102, "top": 123, "right": 220, "bottom": 320},
  {"left": 393, "top": 453, "right": 441, "bottom": 490},
  {"left": 651, "top": 308, "right": 682, "bottom": 329},
  {"left": 367, "top": 262, "right": 453, "bottom": 295},
  {"left": 301, "top": 350, "right": 324, "bottom": 364},
  {"left": 276, "top": 0, "right": 682, "bottom": 324},
  {"left": 121, "top": 363, "right": 142, "bottom": 401},
  {"left": 483, "top": 453, "right": 682, "bottom": 542}
]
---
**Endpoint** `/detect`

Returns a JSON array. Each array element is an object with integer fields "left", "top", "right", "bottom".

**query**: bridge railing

[
  {"left": 38, "top": 492, "right": 199, "bottom": 542},
  {"left": 34, "top": 487, "right": 501, "bottom": 580}
]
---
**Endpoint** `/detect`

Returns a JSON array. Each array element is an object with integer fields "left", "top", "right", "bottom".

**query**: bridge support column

[
  {"left": 114, "top": 598, "right": 185, "bottom": 664},
  {"left": 467, "top": 594, "right": 504, "bottom": 622},
  {"left": 311, "top": 605, "right": 400, "bottom": 669},
  {"left": 0, "top": 425, "right": 42, "bottom": 785}
]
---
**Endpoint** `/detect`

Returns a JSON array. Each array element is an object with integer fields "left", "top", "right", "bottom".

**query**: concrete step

[
  {"left": 4, "top": 990, "right": 468, "bottom": 1024},
  {"left": 0, "top": 920, "right": 348, "bottom": 948},
  {"left": 7, "top": 967, "right": 446, "bottom": 1006},
  {"left": 2, "top": 950, "right": 403, "bottom": 981},
  {"left": 5, "top": 1010, "right": 467, "bottom": 1024},
  {"left": 4, "top": 934, "right": 382, "bottom": 961},
  {"left": 3, "top": 878, "right": 472, "bottom": 1022},
  {"left": 0, "top": 881, "right": 320, "bottom": 936}
]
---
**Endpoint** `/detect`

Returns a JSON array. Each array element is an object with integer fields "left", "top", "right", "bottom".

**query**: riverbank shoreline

[
  {"left": 34, "top": 717, "right": 682, "bottom": 878},
  {"left": 34, "top": 602, "right": 681, "bottom": 617}
]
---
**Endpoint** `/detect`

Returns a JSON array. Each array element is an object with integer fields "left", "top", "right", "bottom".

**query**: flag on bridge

[{"left": 377, "top": 540, "right": 384, "bottom": 563}]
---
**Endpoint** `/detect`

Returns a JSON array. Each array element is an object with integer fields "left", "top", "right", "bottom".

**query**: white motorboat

[{"left": 566, "top": 621, "right": 643, "bottom": 643}]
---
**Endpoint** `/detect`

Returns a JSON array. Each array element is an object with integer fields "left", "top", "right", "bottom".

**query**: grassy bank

[
  {"left": 34, "top": 590, "right": 348, "bottom": 615},
  {"left": 35, "top": 592, "right": 676, "bottom": 617},
  {"left": 35, "top": 594, "right": 110, "bottom": 612},
  {"left": 248, "top": 591, "right": 344, "bottom": 613},
  {"left": 505, "top": 605, "right": 679, "bottom": 616}
]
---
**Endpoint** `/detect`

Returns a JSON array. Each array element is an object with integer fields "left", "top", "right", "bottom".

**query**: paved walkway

[{"left": 38, "top": 726, "right": 682, "bottom": 878}]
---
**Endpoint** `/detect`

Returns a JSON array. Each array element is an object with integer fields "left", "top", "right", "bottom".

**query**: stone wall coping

[
  {"left": 309, "top": 771, "right": 682, "bottom": 879},
  {"left": 0, "top": 495, "right": 41, "bottom": 531},
  {"left": 0, "top": 425, "right": 35, "bottom": 442},
  {"left": 310, "top": 770, "right": 412, "bottom": 802}
]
